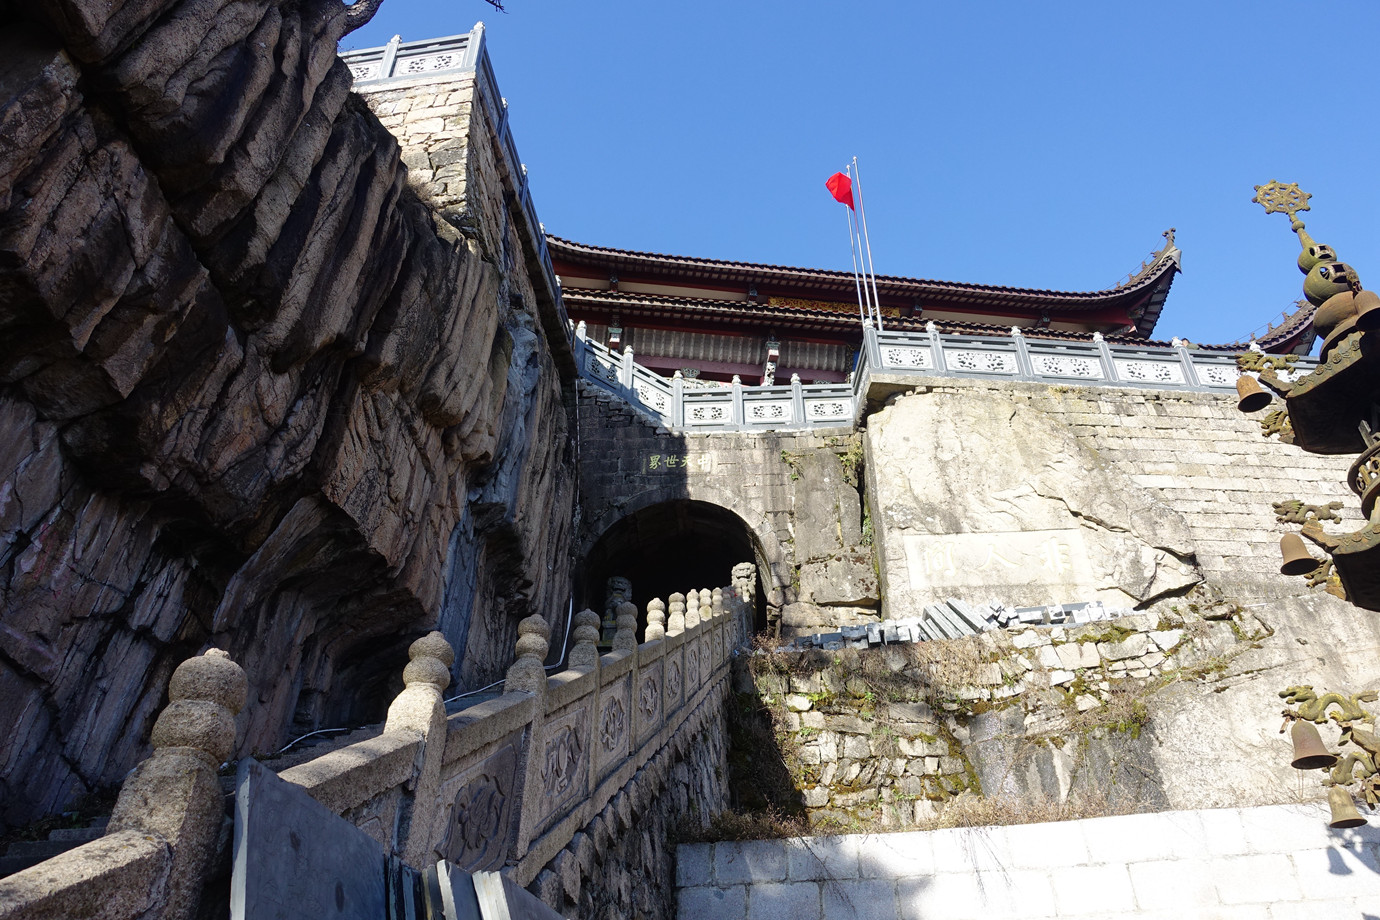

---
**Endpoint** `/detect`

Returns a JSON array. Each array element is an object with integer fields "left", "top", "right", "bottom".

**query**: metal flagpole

[
  {"left": 843, "top": 189, "right": 867, "bottom": 326},
  {"left": 852, "top": 156, "right": 884, "bottom": 331},
  {"left": 846, "top": 164, "right": 876, "bottom": 327}
]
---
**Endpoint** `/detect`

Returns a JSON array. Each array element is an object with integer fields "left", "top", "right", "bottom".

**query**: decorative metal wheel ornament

[{"left": 1252, "top": 180, "right": 1312, "bottom": 220}]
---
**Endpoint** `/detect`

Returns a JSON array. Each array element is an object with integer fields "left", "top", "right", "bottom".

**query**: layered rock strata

[{"left": 0, "top": 0, "right": 573, "bottom": 829}]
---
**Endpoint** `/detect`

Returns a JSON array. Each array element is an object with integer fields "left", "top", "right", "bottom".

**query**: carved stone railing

[
  {"left": 574, "top": 322, "right": 857, "bottom": 432},
  {"left": 576, "top": 320, "right": 1319, "bottom": 433},
  {"left": 275, "top": 583, "right": 750, "bottom": 888},
  {"left": 339, "top": 27, "right": 571, "bottom": 346},
  {"left": 0, "top": 578, "right": 749, "bottom": 913},
  {"left": 0, "top": 650, "right": 248, "bottom": 920}
]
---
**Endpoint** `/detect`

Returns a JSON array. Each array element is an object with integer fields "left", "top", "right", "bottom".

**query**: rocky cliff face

[{"left": 0, "top": 0, "right": 573, "bottom": 830}]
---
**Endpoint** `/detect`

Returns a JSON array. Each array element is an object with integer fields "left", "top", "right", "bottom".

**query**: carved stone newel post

[
  {"left": 568, "top": 609, "right": 602, "bottom": 670},
  {"left": 645, "top": 599, "right": 667, "bottom": 641},
  {"left": 504, "top": 615, "right": 551, "bottom": 695},
  {"left": 613, "top": 602, "right": 638, "bottom": 652},
  {"left": 108, "top": 648, "right": 247, "bottom": 920},
  {"left": 667, "top": 593, "right": 686, "bottom": 635},
  {"left": 386, "top": 631, "right": 455, "bottom": 868}
]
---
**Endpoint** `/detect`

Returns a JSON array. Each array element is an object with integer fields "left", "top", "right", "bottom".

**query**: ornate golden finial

[
  {"left": 1253, "top": 180, "right": 1340, "bottom": 279},
  {"left": 1253, "top": 180, "right": 1312, "bottom": 223}
]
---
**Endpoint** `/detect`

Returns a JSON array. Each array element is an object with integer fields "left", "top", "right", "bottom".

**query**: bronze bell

[
  {"left": 1352, "top": 289, "right": 1380, "bottom": 332},
  {"left": 1290, "top": 720, "right": 1338, "bottom": 770},
  {"left": 1280, "top": 533, "right": 1320, "bottom": 576},
  {"left": 1328, "top": 784, "right": 1367, "bottom": 829},
  {"left": 1236, "top": 375, "right": 1273, "bottom": 413}
]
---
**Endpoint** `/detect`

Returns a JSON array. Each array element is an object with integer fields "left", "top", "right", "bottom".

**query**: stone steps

[
  {"left": 0, "top": 817, "right": 109, "bottom": 879},
  {"left": 266, "top": 724, "right": 385, "bottom": 771}
]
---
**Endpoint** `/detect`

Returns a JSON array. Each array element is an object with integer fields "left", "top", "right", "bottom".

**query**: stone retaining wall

[
  {"left": 747, "top": 578, "right": 1380, "bottom": 822},
  {"left": 751, "top": 606, "right": 1241, "bottom": 827},
  {"left": 868, "top": 378, "right": 1357, "bottom": 620},
  {"left": 675, "top": 802, "right": 1380, "bottom": 919}
]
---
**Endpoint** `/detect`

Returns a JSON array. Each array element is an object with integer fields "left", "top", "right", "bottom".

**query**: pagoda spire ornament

[
  {"left": 1251, "top": 179, "right": 1311, "bottom": 221},
  {"left": 1239, "top": 181, "right": 1380, "bottom": 609}
]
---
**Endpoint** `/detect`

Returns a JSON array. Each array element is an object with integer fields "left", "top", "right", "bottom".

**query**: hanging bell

[
  {"left": 1353, "top": 289, "right": 1380, "bottom": 332},
  {"left": 1236, "top": 375, "right": 1273, "bottom": 413},
  {"left": 1290, "top": 720, "right": 1338, "bottom": 770},
  {"left": 1280, "top": 533, "right": 1320, "bottom": 576},
  {"left": 1328, "top": 784, "right": 1367, "bottom": 829}
]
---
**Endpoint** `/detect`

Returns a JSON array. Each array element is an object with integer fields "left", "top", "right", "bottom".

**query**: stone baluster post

[
  {"left": 685, "top": 591, "right": 701, "bottom": 630},
  {"left": 568, "top": 609, "right": 603, "bottom": 670},
  {"left": 712, "top": 587, "right": 725, "bottom": 619},
  {"left": 612, "top": 602, "right": 639, "bottom": 652},
  {"left": 645, "top": 599, "right": 667, "bottom": 641},
  {"left": 106, "top": 649, "right": 247, "bottom": 920},
  {"left": 667, "top": 593, "right": 686, "bottom": 636},
  {"left": 386, "top": 632, "right": 456, "bottom": 868},
  {"left": 505, "top": 615, "right": 551, "bottom": 695},
  {"left": 698, "top": 588, "right": 713, "bottom": 617}
]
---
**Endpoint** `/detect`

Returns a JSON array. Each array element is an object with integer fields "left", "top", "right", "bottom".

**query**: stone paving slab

[{"left": 676, "top": 802, "right": 1380, "bottom": 919}]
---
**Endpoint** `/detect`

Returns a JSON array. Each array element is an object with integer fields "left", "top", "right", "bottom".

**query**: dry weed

[{"left": 919, "top": 789, "right": 1150, "bottom": 832}]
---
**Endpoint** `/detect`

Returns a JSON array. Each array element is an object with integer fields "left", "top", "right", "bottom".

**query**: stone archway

[{"left": 579, "top": 492, "right": 786, "bottom": 633}]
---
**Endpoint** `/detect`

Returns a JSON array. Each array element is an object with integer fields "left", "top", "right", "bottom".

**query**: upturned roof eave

[{"left": 548, "top": 234, "right": 1182, "bottom": 316}]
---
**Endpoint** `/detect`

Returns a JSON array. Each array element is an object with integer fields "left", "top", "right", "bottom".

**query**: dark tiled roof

[
  {"left": 549, "top": 234, "right": 1182, "bottom": 334},
  {"left": 564, "top": 287, "right": 1313, "bottom": 355}
]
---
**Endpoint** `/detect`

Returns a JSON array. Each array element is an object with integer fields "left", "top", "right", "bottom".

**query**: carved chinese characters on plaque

[
  {"left": 902, "top": 529, "right": 1089, "bottom": 593},
  {"left": 435, "top": 744, "right": 517, "bottom": 871}
]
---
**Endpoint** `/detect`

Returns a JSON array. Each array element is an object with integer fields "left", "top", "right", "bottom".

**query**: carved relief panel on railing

[
  {"left": 881, "top": 346, "right": 934, "bottom": 369},
  {"left": 435, "top": 744, "right": 519, "bottom": 872},
  {"left": 664, "top": 647, "right": 685, "bottom": 712},
  {"left": 948, "top": 350, "right": 1018, "bottom": 374},
  {"left": 594, "top": 674, "right": 632, "bottom": 776},
  {"left": 686, "top": 633, "right": 702, "bottom": 689},
  {"left": 1029, "top": 354, "right": 1103, "bottom": 379},
  {"left": 535, "top": 707, "right": 588, "bottom": 831},
  {"left": 635, "top": 661, "right": 664, "bottom": 744},
  {"left": 1115, "top": 359, "right": 1185, "bottom": 384},
  {"left": 1193, "top": 363, "right": 1240, "bottom": 387}
]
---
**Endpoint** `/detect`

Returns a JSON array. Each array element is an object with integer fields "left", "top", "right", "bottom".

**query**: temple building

[{"left": 550, "top": 231, "right": 1315, "bottom": 389}]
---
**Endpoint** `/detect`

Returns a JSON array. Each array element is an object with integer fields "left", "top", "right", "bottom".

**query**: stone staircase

[{"left": 0, "top": 816, "right": 109, "bottom": 879}]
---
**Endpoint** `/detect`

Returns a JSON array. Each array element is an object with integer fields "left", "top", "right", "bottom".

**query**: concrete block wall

[{"left": 676, "top": 803, "right": 1380, "bottom": 919}]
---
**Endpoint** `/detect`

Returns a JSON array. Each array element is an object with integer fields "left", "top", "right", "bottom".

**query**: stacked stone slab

[{"left": 781, "top": 597, "right": 1134, "bottom": 651}]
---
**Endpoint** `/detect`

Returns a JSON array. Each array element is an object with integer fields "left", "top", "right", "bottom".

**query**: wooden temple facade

[{"left": 549, "top": 232, "right": 1317, "bottom": 387}]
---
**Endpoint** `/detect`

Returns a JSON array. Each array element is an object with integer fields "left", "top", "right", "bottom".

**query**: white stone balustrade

[{"left": 574, "top": 321, "right": 1317, "bottom": 434}]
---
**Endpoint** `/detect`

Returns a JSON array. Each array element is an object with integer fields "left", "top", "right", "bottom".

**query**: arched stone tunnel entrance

[{"left": 579, "top": 500, "right": 770, "bottom": 633}]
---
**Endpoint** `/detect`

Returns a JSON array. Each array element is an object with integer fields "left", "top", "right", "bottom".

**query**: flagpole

[
  {"left": 843, "top": 189, "right": 867, "bottom": 326},
  {"left": 852, "top": 156, "right": 884, "bottom": 332},
  {"left": 845, "top": 164, "right": 876, "bottom": 327}
]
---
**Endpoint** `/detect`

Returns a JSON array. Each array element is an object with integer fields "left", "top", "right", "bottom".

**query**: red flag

[{"left": 826, "top": 172, "right": 854, "bottom": 209}]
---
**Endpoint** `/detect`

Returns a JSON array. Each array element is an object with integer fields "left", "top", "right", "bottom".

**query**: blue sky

[{"left": 344, "top": 1, "right": 1380, "bottom": 347}]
